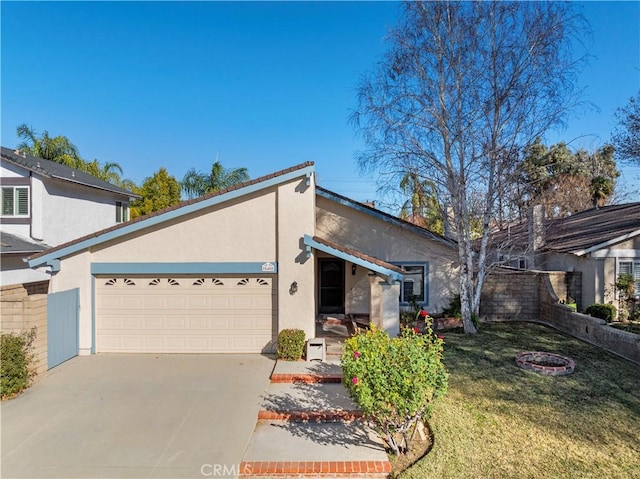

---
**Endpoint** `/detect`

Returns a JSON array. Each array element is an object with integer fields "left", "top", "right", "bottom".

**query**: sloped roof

[
  {"left": 316, "top": 186, "right": 457, "bottom": 250},
  {"left": 305, "top": 235, "right": 404, "bottom": 281},
  {"left": 1, "top": 231, "right": 50, "bottom": 255},
  {"left": 491, "top": 203, "right": 640, "bottom": 255},
  {"left": 28, "top": 162, "right": 314, "bottom": 266},
  {"left": 1, "top": 146, "right": 138, "bottom": 198}
]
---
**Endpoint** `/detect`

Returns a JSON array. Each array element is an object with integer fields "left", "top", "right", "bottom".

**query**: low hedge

[
  {"left": 1, "top": 328, "right": 37, "bottom": 399},
  {"left": 584, "top": 303, "right": 617, "bottom": 323},
  {"left": 276, "top": 329, "right": 306, "bottom": 361}
]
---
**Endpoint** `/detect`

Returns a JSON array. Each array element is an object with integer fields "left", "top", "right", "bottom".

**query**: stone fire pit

[{"left": 515, "top": 351, "right": 575, "bottom": 376}]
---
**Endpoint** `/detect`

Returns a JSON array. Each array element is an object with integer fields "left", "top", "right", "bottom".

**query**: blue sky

[{"left": 2, "top": 1, "right": 639, "bottom": 207}]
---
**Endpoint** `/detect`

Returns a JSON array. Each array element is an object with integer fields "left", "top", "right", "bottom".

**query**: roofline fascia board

[
  {"left": 316, "top": 187, "right": 456, "bottom": 249},
  {"left": 2, "top": 155, "right": 138, "bottom": 198},
  {"left": 28, "top": 165, "right": 314, "bottom": 268},
  {"left": 50, "top": 174, "right": 141, "bottom": 198},
  {"left": 573, "top": 229, "right": 640, "bottom": 256},
  {"left": 303, "top": 234, "right": 403, "bottom": 282},
  {"left": 90, "top": 262, "right": 278, "bottom": 275}
]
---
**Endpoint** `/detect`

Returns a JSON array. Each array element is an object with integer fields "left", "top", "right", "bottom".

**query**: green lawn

[{"left": 402, "top": 322, "right": 640, "bottom": 479}]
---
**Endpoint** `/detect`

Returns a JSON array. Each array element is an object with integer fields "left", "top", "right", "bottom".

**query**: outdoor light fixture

[
  {"left": 352, "top": 264, "right": 357, "bottom": 275},
  {"left": 289, "top": 281, "right": 298, "bottom": 295}
]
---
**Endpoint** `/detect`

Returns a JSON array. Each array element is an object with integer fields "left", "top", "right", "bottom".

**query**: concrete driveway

[{"left": 1, "top": 354, "right": 274, "bottom": 478}]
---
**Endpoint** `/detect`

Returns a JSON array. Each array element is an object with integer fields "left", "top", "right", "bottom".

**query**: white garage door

[{"left": 96, "top": 276, "right": 276, "bottom": 353}]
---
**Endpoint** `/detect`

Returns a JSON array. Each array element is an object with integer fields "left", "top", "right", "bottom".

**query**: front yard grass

[{"left": 402, "top": 322, "right": 640, "bottom": 479}]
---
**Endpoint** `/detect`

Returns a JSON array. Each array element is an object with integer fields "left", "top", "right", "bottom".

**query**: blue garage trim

[
  {"left": 90, "top": 262, "right": 278, "bottom": 275},
  {"left": 91, "top": 276, "right": 96, "bottom": 354}
]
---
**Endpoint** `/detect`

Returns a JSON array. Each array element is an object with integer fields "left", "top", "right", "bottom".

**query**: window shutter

[
  {"left": 16, "top": 188, "right": 29, "bottom": 215},
  {"left": 115, "top": 202, "right": 122, "bottom": 223},
  {"left": 1, "top": 187, "right": 14, "bottom": 215},
  {"left": 619, "top": 261, "right": 632, "bottom": 276}
]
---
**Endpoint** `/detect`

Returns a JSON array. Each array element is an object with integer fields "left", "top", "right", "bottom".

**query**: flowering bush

[{"left": 341, "top": 325, "right": 448, "bottom": 456}]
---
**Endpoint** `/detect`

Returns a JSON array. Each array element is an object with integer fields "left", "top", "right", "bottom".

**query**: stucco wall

[
  {"left": 540, "top": 252, "right": 605, "bottom": 308},
  {"left": 92, "top": 191, "right": 277, "bottom": 263},
  {"left": 316, "top": 196, "right": 459, "bottom": 313},
  {"left": 1, "top": 256, "right": 50, "bottom": 287},
  {"left": 48, "top": 175, "right": 316, "bottom": 353},
  {"left": 41, "top": 178, "right": 130, "bottom": 246},
  {"left": 276, "top": 177, "right": 316, "bottom": 338}
]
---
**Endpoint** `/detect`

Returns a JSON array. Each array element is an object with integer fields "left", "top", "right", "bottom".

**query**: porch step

[
  {"left": 239, "top": 420, "right": 390, "bottom": 478},
  {"left": 270, "top": 358, "right": 343, "bottom": 384},
  {"left": 260, "top": 382, "right": 361, "bottom": 418}
]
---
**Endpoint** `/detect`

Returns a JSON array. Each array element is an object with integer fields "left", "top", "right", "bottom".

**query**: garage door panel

[{"left": 97, "top": 276, "right": 276, "bottom": 353}]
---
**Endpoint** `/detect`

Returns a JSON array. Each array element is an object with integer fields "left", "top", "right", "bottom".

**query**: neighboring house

[
  {"left": 490, "top": 203, "right": 640, "bottom": 309},
  {"left": 1, "top": 147, "right": 138, "bottom": 286},
  {"left": 27, "top": 162, "right": 459, "bottom": 356}
]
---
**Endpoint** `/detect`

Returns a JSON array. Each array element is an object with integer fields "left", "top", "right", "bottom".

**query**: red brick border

[
  {"left": 239, "top": 460, "right": 391, "bottom": 477},
  {"left": 258, "top": 410, "right": 364, "bottom": 421},
  {"left": 270, "top": 373, "right": 342, "bottom": 384}
]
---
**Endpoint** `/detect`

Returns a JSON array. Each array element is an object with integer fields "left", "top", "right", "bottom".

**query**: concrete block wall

[
  {"left": 539, "top": 275, "right": 640, "bottom": 365},
  {"left": 479, "top": 270, "right": 540, "bottom": 321},
  {"left": 0, "top": 282, "right": 49, "bottom": 377},
  {"left": 481, "top": 270, "right": 639, "bottom": 365}
]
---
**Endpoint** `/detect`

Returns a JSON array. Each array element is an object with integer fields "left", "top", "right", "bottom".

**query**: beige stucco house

[
  {"left": 28, "top": 162, "right": 459, "bottom": 356},
  {"left": 492, "top": 203, "right": 640, "bottom": 310}
]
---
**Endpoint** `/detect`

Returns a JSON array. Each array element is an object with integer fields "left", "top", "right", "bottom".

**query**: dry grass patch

[{"left": 402, "top": 322, "right": 640, "bottom": 479}]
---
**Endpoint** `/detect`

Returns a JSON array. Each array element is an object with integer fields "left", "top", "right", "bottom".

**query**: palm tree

[
  {"left": 84, "top": 159, "right": 124, "bottom": 184},
  {"left": 399, "top": 171, "right": 443, "bottom": 233},
  {"left": 182, "top": 159, "right": 249, "bottom": 199},
  {"left": 16, "top": 124, "right": 82, "bottom": 166},
  {"left": 589, "top": 176, "right": 615, "bottom": 208}
]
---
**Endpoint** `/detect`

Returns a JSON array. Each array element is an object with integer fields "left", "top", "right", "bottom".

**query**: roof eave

[
  {"left": 572, "top": 229, "right": 640, "bottom": 256},
  {"left": 316, "top": 187, "right": 457, "bottom": 250},
  {"left": 28, "top": 164, "right": 315, "bottom": 268},
  {"left": 303, "top": 234, "right": 403, "bottom": 282}
]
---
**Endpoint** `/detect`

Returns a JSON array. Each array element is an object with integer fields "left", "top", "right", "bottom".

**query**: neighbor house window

[
  {"left": 618, "top": 259, "right": 640, "bottom": 296},
  {"left": 1, "top": 186, "right": 29, "bottom": 217},
  {"left": 396, "top": 263, "right": 428, "bottom": 305},
  {"left": 115, "top": 201, "right": 129, "bottom": 223}
]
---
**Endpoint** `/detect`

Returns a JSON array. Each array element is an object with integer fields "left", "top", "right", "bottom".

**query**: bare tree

[
  {"left": 351, "top": 1, "right": 586, "bottom": 333},
  {"left": 612, "top": 90, "right": 640, "bottom": 165}
]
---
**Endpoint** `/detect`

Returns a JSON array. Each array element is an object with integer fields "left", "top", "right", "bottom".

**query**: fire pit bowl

[{"left": 515, "top": 351, "right": 575, "bottom": 376}]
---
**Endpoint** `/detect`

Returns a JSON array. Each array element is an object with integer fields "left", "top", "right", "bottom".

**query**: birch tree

[{"left": 352, "top": 1, "right": 585, "bottom": 333}]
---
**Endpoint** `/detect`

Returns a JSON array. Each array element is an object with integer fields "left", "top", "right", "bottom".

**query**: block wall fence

[
  {"left": 480, "top": 269, "right": 639, "bottom": 365},
  {"left": 0, "top": 281, "right": 49, "bottom": 378}
]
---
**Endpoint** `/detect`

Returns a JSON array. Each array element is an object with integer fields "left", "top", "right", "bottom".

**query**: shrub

[
  {"left": 584, "top": 303, "right": 617, "bottom": 323},
  {"left": 442, "top": 294, "right": 462, "bottom": 318},
  {"left": 341, "top": 325, "right": 448, "bottom": 456},
  {"left": 276, "top": 329, "right": 305, "bottom": 361},
  {"left": 1, "top": 328, "right": 37, "bottom": 399}
]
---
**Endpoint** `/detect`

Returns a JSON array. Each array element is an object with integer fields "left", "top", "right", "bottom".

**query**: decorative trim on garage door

[
  {"left": 90, "top": 262, "right": 278, "bottom": 275},
  {"left": 94, "top": 275, "right": 276, "bottom": 353}
]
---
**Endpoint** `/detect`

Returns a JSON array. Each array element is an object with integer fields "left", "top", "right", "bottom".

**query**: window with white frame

[
  {"left": 115, "top": 201, "right": 129, "bottom": 223},
  {"left": 396, "top": 264, "right": 428, "bottom": 304},
  {"left": 1, "top": 186, "right": 29, "bottom": 217},
  {"left": 618, "top": 259, "right": 640, "bottom": 296}
]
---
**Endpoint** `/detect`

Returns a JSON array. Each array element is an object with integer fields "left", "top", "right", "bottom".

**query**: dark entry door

[{"left": 319, "top": 258, "right": 345, "bottom": 314}]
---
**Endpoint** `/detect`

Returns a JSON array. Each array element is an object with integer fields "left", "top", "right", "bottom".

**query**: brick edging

[
  {"left": 258, "top": 410, "right": 364, "bottom": 421},
  {"left": 270, "top": 373, "right": 343, "bottom": 384},
  {"left": 238, "top": 460, "right": 391, "bottom": 477}
]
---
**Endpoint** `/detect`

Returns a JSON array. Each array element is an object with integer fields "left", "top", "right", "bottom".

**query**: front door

[{"left": 319, "top": 258, "right": 345, "bottom": 314}]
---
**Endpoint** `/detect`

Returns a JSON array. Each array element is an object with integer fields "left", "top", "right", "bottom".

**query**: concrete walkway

[
  {"left": 240, "top": 359, "right": 391, "bottom": 478},
  {"left": 2, "top": 354, "right": 274, "bottom": 478}
]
